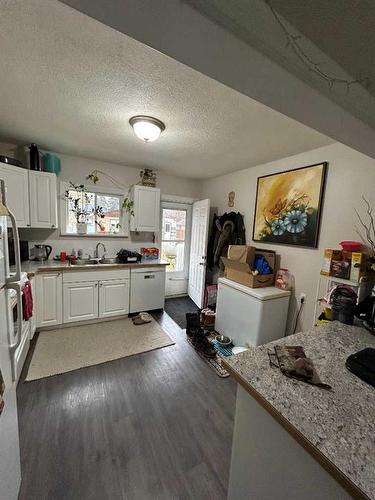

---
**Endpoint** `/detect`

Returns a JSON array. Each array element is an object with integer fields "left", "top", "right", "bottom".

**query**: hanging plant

[{"left": 86, "top": 170, "right": 135, "bottom": 216}]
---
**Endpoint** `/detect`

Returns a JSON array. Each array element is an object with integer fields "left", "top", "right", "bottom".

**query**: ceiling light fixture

[{"left": 129, "top": 115, "right": 165, "bottom": 143}]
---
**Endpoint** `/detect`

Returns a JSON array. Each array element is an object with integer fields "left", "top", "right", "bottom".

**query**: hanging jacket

[{"left": 207, "top": 212, "right": 246, "bottom": 269}]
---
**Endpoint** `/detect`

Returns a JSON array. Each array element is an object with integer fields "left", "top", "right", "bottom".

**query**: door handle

[
  {"left": 7, "top": 282, "right": 22, "bottom": 352},
  {"left": 6, "top": 209, "right": 21, "bottom": 283}
]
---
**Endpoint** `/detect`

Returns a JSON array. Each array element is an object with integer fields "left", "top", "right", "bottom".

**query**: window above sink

[{"left": 60, "top": 181, "right": 129, "bottom": 238}]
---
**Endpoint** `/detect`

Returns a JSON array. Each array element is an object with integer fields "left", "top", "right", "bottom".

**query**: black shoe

[
  {"left": 186, "top": 312, "right": 201, "bottom": 338},
  {"left": 194, "top": 334, "right": 217, "bottom": 358}
]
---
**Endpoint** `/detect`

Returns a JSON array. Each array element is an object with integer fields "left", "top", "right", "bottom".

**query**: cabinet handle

[
  {"left": 27, "top": 224, "right": 31, "bottom": 227},
  {"left": 100, "top": 283, "right": 103, "bottom": 287},
  {"left": 51, "top": 224, "right": 55, "bottom": 228},
  {"left": 95, "top": 283, "right": 98, "bottom": 287}
]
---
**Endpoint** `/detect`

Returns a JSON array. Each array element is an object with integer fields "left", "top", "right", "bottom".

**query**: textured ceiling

[{"left": 0, "top": 0, "right": 333, "bottom": 179}]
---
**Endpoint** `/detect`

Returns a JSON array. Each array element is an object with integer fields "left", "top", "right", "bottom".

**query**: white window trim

[{"left": 59, "top": 181, "right": 129, "bottom": 238}]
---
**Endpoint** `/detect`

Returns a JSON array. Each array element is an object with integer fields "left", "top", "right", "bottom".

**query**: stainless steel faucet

[{"left": 94, "top": 242, "right": 106, "bottom": 259}]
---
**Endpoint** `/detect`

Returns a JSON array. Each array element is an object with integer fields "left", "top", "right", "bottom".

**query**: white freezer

[{"left": 215, "top": 277, "right": 291, "bottom": 347}]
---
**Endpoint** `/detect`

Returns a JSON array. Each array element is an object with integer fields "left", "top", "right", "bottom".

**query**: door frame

[{"left": 160, "top": 200, "right": 193, "bottom": 297}]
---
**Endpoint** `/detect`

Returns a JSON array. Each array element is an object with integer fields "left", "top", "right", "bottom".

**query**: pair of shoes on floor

[
  {"left": 132, "top": 312, "right": 152, "bottom": 325},
  {"left": 185, "top": 312, "right": 216, "bottom": 358},
  {"left": 200, "top": 308, "right": 215, "bottom": 327}
]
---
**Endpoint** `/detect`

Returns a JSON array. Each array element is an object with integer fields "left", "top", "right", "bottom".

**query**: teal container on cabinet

[{"left": 43, "top": 153, "right": 61, "bottom": 175}]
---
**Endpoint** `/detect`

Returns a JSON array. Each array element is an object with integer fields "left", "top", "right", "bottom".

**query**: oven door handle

[
  {"left": 7, "top": 282, "right": 23, "bottom": 352},
  {"left": 5, "top": 209, "right": 21, "bottom": 283}
]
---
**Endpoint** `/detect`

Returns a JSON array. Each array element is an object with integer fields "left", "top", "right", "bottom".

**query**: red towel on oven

[{"left": 22, "top": 281, "right": 33, "bottom": 321}]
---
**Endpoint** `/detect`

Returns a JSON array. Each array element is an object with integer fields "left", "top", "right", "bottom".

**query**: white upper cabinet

[
  {"left": 29, "top": 170, "right": 58, "bottom": 229},
  {"left": 130, "top": 185, "right": 160, "bottom": 232},
  {"left": 0, "top": 163, "right": 58, "bottom": 229},
  {"left": 0, "top": 162, "right": 30, "bottom": 227}
]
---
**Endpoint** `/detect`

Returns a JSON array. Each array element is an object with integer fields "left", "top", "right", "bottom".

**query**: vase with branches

[{"left": 65, "top": 182, "right": 105, "bottom": 234}]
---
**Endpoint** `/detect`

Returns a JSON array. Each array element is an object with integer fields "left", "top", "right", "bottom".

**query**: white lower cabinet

[
  {"left": 99, "top": 279, "right": 129, "bottom": 318},
  {"left": 63, "top": 281, "right": 99, "bottom": 323},
  {"left": 36, "top": 272, "right": 63, "bottom": 328},
  {"left": 35, "top": 267, "right": 164, "bottom": 328}
]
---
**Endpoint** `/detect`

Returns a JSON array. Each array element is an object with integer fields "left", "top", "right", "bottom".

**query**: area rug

[{"left": 26, "top": 317, "right": 174, "bottom": 381}]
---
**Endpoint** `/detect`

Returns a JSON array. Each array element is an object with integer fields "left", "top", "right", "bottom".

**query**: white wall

[
  {"left": 200, "top": 142, "right": 375, "bottom": 333},
  {"left": 0, "top": 142, "right": 200, "bottom": 256}
]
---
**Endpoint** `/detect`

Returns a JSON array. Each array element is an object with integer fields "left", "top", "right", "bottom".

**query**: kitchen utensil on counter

[
  {"left": 29, "top": 143, "right": 41, "bottom": 171},
  {"left": 60, "top": 251, "right": 67, "bottom": 262},
  {"left": 32, "top": 244, "right": 52, "bottom": 261}
]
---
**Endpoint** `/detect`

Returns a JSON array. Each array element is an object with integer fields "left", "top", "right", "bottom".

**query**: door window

[{"left": 161, "top": 209, "right": 187, "bottom": 273}]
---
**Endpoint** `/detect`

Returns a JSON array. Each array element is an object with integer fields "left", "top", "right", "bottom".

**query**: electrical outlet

[{"left": 300, "top": 292, "right": 306, "bottom": 302}]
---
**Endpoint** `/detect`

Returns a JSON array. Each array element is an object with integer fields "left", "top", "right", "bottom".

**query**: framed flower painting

[{"left": 252, "top": 162, "right": 327, "bottom": 248}]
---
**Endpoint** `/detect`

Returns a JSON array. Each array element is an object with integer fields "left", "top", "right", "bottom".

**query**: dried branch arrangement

[
  {"left": 355, "top": 196, "right": 375, "bottom": 256},
  {"left": 266, "top": 1, "right": 371, "bottom": 92}
]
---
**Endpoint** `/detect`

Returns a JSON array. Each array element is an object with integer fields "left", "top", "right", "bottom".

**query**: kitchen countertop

[
  {"left": 222, "top": 322, "right": 375, "bottom": 500},
  {"left": 14, "top": 259, "right": 169, "bottom": 277}
]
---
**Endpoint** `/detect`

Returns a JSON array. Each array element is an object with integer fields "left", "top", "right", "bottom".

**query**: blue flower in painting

[
  {"left": 271, "top": 219, "right": 286, "bottom": 236},
  {"left": 284, "top": 210, "right": 307, "bottom": 233}
]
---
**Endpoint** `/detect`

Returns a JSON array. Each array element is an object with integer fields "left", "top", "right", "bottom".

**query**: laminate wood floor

[
  {"left": 164, "top": 296, "right": 200, "bottom": 329},
  {"left": 17, "top": 311, "right": 236, "bottom": 500}
]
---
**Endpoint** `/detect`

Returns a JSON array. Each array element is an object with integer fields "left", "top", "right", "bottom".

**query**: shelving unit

[{"left": 313, "top": 274, "right": 372, "bottom": 325}]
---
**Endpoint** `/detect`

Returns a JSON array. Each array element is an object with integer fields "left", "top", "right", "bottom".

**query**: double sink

[{"left": 70, "top": 257, "right": 119, "bottom": 266}]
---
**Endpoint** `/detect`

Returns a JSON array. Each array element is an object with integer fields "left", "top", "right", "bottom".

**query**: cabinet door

[
  {"left": 29, "top": 171, "right": 58, "bottom": 228},
  {"left": 63, "top": 281, "right": 98, "bottom": 323},
  {"left": 130, "top": 185, "right": 160, "bottom": 232},
  {"left": 98, "top": 279, "right": 129, "bottom": 319},
  {"left": 36, "top": 273, "right": 63, "bottom": 328},
  {"left": 0, "top": 163, "right": 30, "bottom": 227}
]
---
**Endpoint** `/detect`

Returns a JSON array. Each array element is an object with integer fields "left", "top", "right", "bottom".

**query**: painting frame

[{"left": 252, "top": 162, "right": 328, "bottom": 249}]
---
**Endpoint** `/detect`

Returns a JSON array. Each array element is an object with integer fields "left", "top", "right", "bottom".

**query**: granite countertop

[
  {"left": 15, "top": 259, "right": 168, "bottom": 276},
  {"left": 222, "top": 322, "right": 375, "bottom": 500}
]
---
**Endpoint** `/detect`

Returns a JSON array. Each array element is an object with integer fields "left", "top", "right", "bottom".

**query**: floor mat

[
  {"left": 26, "top": 317, "right": 174, "bottom": 381},
  {"left": 164, "top": 296, "right": 199, "bottom": 329},
  {"left": 185, "top": 335, "right": 230, "bottom": 378}
]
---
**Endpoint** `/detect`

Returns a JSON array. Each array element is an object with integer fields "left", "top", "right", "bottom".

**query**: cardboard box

[
  {"left": 350, "top": 252, "right": 366, "bottom": 282},
  {"left": 227, "top": 245, "right": 254, "bottom": 263},
  {"left": 320, "top": 249, "right": 342, "bottom": 276},
  {"left": 221, "top": 247, "right": 275, "bottom": 288}
]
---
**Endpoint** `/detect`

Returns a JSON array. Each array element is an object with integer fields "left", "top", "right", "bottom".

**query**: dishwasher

[{"left": 130, "top": 267, "right": 166, "bottom": 313}]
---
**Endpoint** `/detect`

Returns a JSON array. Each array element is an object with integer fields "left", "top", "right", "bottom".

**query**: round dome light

[{"left": 129, "top": 115, "right": 165, "bottom": 142}]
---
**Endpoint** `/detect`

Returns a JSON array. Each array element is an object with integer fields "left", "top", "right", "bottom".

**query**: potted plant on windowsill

[{"left": 65, "top": 182, "right": 105, "bottom": 234}]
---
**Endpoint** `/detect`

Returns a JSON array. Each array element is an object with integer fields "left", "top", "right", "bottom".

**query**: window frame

[
  {"left": 161, "top": 205, "right": 190, "bottom": 274},
  {"left": 60, "top": 181, "right": 129, "bottom": 237}
]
